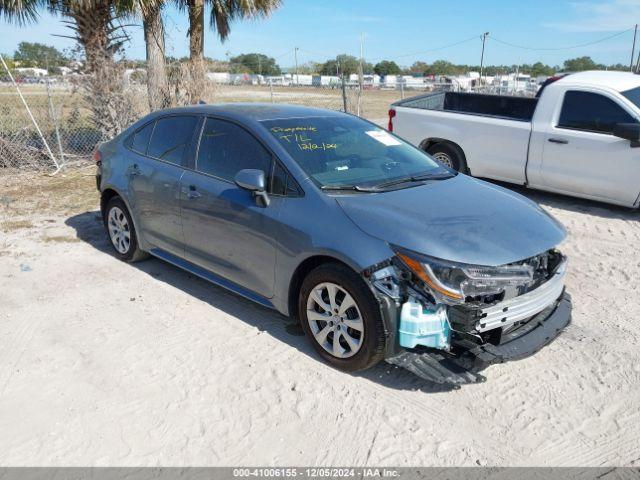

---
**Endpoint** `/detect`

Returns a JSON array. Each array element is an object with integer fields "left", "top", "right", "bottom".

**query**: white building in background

[
  {"left": 207, "top": 72, "right": 231, "bottom": 84},
  {"left": 15, "top": 67, "right": 48, "bottom": 77}
]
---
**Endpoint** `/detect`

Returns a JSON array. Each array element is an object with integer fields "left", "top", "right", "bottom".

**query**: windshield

[
  {"left": 261, "top": 116, "right": 451, "bottom": 189},
  {"left": 622, "top": 86, "right": 640, "bottom": 109}
]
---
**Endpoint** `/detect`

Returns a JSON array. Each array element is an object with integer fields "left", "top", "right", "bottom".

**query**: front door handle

[
  {"left": 548, "top": 138, "right": 569, "bottom": 144},
  {"left": 186, "top": 185, "right": 201, "bottom": 200}
]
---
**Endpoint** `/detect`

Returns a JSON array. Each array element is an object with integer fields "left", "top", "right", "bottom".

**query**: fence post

[
  {"left": 341, "top": 75, "right": 348, "bottom": 113},
  {"left": 45, "top": 72, "right": 65, "bottom": 167},
  {"left": 269, "top": 81, "right": 274, "bottom": 103},
  {"left": 400, "top": 80, "right": 404, "bottom": 100}
]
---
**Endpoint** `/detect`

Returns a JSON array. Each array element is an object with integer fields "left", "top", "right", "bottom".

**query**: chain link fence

[{"left": 5, "top": 73, "right": 514, "bottom": 172}]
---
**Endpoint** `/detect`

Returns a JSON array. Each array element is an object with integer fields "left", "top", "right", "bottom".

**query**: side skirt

[{"left": 149, "top": 248, "right": 275, "bottom": 309}]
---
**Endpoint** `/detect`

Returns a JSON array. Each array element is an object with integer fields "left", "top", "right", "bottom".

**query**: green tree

[
  {"left": 183, "top": 0, "right": 281, "bottom": 103},
  {"left": 373, "top": 60, "right": 401, "bottom": 76},
  {"left": 563, "top": 56, "right": 601, "bottom": 72},
  {"left": 319, "top": 54, "right": 359, "bottom": 76},
  {"left": 13, "top": 41, "right": 67, "bottom": 69},
  {"left": 405, "top": 61, "right": 428, "bottom": 75},
  {"left": 229, "top": 53, "right": 280, "bottom": 75}
]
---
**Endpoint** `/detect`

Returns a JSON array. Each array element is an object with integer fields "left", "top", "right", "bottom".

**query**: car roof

[
  {"left": 557, "top": 71, "right": 640, "bottom": 92},
  {"left": 147, "top": 103, "right": 348, "bottom": 122}
]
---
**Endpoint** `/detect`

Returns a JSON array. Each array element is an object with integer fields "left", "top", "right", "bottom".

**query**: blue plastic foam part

[{"left": 398, "top": 299, "right": 451, "bottom": 350}]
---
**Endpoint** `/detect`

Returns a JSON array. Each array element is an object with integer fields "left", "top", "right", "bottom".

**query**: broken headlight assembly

[{"left": 394, "top": 248, "right": 534, "bottom": 305}]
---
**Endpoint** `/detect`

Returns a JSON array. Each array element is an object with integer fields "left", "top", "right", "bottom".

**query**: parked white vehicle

[{"left": 389, "top": 71, "right": 640, "bottom": 207}]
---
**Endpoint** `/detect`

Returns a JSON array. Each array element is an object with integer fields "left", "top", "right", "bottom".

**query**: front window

[
  {"left": 261, "top": 116, "right": 451, "bottom": 189},
  {"left": 558, "top": 91, "right": 636, "bottom": 135}
]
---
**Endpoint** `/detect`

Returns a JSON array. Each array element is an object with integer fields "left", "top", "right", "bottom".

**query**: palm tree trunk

[
  {"left": 70, "top": 0, "right": 134, "bottom": 138},
  {"left": 70, "top": 0, "right": 113, "bottom": 74},
  {"left": 187, "top": 0, "right": 205, "bottom": 103},
  {"left": 143, "top": 2, "right": 171, "bottom": 110}
]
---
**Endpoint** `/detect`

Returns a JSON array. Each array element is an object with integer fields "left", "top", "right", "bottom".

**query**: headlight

[{"left": 395, "top": 248, "right": 534, "bottom": 305}]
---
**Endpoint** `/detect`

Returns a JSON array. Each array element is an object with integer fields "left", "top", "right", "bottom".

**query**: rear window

[
  {"left": 622, "top": 86, "right": 640, "bottom": 109},
  {"left": 130, "top": 122, "right": 155, "bottom": 155},
  {"left": 147, "top": 115, "right": 198, "bottom": 165}
]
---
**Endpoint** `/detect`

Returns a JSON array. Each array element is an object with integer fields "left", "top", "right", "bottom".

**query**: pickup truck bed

[{"left": 399, "top": 91, "right": 538, "bottom": 122}]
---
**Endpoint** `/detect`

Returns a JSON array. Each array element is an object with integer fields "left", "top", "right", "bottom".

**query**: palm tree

[
  {"left": 184, "top": 0, "right": 282, "bottom": 103},
  {"left": 1, "top": 0, "right": 126, "bottom": 73},
  {"left": 116, "top": 0, "right": 170, "bottom": 110},
  {"left": 136, "top": 0, "right": 171, "bottom": 109}
]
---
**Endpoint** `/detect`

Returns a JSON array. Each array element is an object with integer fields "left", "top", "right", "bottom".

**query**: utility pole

[
  {"left": 480, "top": 32, "right": 489, "bottom": 85},
  {"left": 632, "top": 24, "right": 638, "bottom": 71},
  {"left": 294, "top": 47, "right": 299, "bottom": 86}
]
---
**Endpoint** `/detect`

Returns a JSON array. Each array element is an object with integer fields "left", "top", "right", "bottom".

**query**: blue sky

[{"left": 1, "top": 0, "right": 640, "bottom": 67}]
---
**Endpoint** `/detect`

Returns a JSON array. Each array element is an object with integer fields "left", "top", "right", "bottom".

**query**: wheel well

[
  {"left": 419, "top": 138, "right": 468, "bottom": 173},
  {"left": 419, "top": 138, "right": 464, "bottom": 157},
  {"left": 100, "top": 188, "right": 120, "bottom": 219},
  {"left": 287, "top": 255, "right": 353, "bottom": 321}
]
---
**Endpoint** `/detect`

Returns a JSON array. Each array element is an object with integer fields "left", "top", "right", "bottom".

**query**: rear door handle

[
  {"left": 548, "top": 138, "right": 569, "bottom": 144},
  {"left": 186, "top": 185, "right": 201, "bottom": 200},
  {"left": 129, "top": 163, "right": 142, "bottom": 176}
]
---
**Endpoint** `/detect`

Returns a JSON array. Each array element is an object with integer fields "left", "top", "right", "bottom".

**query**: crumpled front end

[{"left": 363, "top": 248, "right": 571, "bottom": 385}]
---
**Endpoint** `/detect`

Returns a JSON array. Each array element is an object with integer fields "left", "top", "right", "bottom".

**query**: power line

[{"left": 490, "top": 28, "right": 634, "bottom": 51}]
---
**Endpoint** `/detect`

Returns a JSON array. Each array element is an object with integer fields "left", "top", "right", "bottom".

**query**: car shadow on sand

[{"left": 65, "top": 211, "right": 456, "bottom": 393}]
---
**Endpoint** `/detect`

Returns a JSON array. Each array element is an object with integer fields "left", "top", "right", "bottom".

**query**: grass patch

[
  {"left": 1, "top": 219, "right": 34, "bottom": 232},
  {"left": 0, "top": 166, "right": 98, "bottom": 218},
  {"left": 41, "top": 234, "right": 81, "bottom": 243}
]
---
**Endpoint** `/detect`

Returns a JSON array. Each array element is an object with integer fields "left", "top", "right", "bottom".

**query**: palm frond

[
  {"left": 210, "top": 0, "right": 281, "bottom": 40},
  {"left": 0, "top": 0, "right": 43, "bottom": 26}
]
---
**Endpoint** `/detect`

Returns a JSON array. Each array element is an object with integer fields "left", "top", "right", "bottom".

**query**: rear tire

[
  {"left": 104, "top": 196, "right": 149, "bottom": 263},
  {"left": 427, "top": 142, "right": 469, "bottom": 174},
  {"left": 299, "top": 263, "right": 386, "bottom": 372}
]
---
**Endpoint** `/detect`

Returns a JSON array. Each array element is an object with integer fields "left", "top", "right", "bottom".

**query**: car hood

[{"left": 336, "top": 175, "right": 566, "bottom": 266}]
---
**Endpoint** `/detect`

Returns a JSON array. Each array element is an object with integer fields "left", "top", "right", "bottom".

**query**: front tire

[
  {"left": 299, "top": 263, "right": 386, "bottom": 372},
  {"left": 104, "top": 196, "right": 148, "bottom": 263},
  {"left": 427, "top": 142, "right": 469, "bottom": 173}
]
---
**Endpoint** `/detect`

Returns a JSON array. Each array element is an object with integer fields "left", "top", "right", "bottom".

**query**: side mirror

[
  {"left": 234, "top": 169, "right": 270, "bottom": 207},
  {"left": 613, "top": 123, "right": 640, "bottom": 147}
]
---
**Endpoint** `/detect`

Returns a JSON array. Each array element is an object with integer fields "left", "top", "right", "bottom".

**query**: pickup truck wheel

[
  {"left": 104, "top": 197, "right": 149, "bottom": 263},
  {"left": 299, "top": 263, "right": 386, "bottom": 372},
  {"left": 427, "top": 143, "right": 468, "bottom": 174}
]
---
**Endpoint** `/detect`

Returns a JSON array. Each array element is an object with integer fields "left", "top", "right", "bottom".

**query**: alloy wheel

[
  {"left": 107, "top": 206, "right": 131, "bottom": 254},
  {"left": 306, "top": 282, "right": 364, "bottom": 359}
]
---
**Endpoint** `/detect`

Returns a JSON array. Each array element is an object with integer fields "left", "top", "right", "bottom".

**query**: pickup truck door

[{"left": 538, "top": 90, "right": 640, "bottom": 206}]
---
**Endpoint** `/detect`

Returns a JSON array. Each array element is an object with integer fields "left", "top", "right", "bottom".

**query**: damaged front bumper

[{"left": 364, "top": 254, "right": 572, "bottom": 384}]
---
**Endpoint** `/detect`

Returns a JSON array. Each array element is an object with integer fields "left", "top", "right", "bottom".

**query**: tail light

[
  {"left": 388, "top": 108, "right": 396, "bottom": 132},
  {"left": 93, "top": 148, "right": 102, "bottom": 166}
]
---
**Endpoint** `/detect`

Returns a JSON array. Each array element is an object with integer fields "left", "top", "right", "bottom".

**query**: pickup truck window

[
  {"left": 558, "top": 91, "right": 636, "bottom": 135},
  {"left": 261, "top": 116, "right": 449, "bottom": 189},
  {"left": 622, "top": 86, "right": 640, "bottom": 109}
]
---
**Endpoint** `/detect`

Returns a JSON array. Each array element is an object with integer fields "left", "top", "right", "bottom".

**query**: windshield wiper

[
  {"left": 320, "top": 184, "right": 378, "bottom": 192},
  {"left": 372, "top": 172, "right": 453, "bottom": 190}
]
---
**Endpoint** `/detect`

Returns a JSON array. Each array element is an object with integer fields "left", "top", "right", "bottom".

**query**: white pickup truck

[{"left": 389, "top": 71, "right": 640, "bottom": 207}]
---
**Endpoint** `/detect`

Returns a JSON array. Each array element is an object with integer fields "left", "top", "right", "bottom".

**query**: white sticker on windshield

[{"left": 365, "top": 130, "right": 402, "bottom": 146}]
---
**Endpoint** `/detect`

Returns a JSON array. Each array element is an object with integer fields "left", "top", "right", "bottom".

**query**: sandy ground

[{"left": 0, "top": 168, "right": 639, "bottom": 466}]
